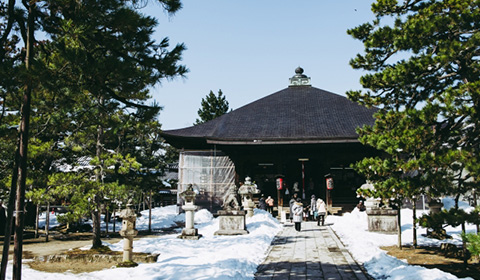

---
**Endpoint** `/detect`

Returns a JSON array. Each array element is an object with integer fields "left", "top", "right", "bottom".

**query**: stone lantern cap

[
  {"left": 119, "top": 203, "right": 138, "bottom": 238},
  {"left": 119, "top": 204, "right": 136, "bottom": 220},
  {"left": 180, "top": 184, "right": 197, "bottom": 204},
  {"left": 238, "top": 177, "right": 260, "bottom": 196}
]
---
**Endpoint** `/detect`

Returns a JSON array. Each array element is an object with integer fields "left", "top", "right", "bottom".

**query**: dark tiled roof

[{"left": 162, "top": 86, "right": 376, "bottom": 145}]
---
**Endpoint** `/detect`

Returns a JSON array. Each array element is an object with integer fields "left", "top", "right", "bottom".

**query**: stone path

[{"left": 254, "top": 221, "right": 370, "bottom": 280}]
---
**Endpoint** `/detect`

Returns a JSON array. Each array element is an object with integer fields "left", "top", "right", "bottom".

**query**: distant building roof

[{"left": 162, "top": 68, "right": 377, "bottom": 148}]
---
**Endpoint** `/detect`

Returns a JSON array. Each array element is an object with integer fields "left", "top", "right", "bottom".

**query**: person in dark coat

[{"left": 258, "top": 195, "right": 267, "bottom": 211}]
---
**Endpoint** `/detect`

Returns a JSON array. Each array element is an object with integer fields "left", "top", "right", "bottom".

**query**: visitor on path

[
  {"left": 357, "top": 200, "right": 366, "bottom": 212},
  {"left": 310, "top": 194, "right": 317, "bottom": 221},
  {"left": 293, "top": 182, "right": 300, "bottom": 193},
  {"left": 316, "top": 198, "right": 327, "bottom": 226},
  {"left": 289, "top": 193, "right": 298, "bottom": 222},
  {"left": 292, "top": 198, "right": 303, "bottom": 231},
  {"left": 258, "top": 195, "right": 267, "bottom": 211},
  {"left": 265, "top": 196, "right": 274, "bottom": 214}
]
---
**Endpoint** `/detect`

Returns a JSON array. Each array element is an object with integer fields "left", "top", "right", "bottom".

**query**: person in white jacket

[
  {"left": 292, "top": 198, "right": 304, "bottom": 231},
  {"left": 316, "top": 198, "right": 327, "bottom": 226}
]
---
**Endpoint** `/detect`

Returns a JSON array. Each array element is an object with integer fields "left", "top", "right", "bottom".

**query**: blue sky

[{"left": 146, "top": 0, "right": 376, "bottom": 130}]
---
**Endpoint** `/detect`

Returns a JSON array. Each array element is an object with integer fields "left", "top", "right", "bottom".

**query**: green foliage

[
  {"left": 418, "top": 207, "right": 480, "bottom": 240},
  {"left": 195, "top": 89, "right": 230, "bottom": 125},
  {"left": 348, "top": 0, "right": 480, "bottom": 204},
  {"left": 463, "top": 232, "right": 480, "bottom": 260}
]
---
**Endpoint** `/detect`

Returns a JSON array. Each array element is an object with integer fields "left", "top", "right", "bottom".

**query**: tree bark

[
  {"left": 0, "top": 146, "right": 19, "bottom": 280},
  {"left": 45, "top": 202, "right": 50, "bottom": 242},
  {"left": 473, "top": 190, "right": 479, "bottom": 234},
  {"left": 462, "top": 222, "right": 468, "bottom": 267},
  {"left": 148, "top": 193, "right": 152, "bottom": 233},
  {"left": 105, "top": 208, "right": 109, "bottom": 235},
  {"left": 412, "top": 199, "right": 417, "bottom": 249},
  {"left": 92, "top": 118, "right": 104, "bottom": 248},
  {"left": 13, "top": 1, "right": 35, "bottom": 278},
  {"left": 91, "top": 204, "right": 102, "bottom": 248},
  {"left": 397, "top": 207, "right": 402, "bottom": 249},
  {"left": 34, "top": 204, "right": 39, "bottom": 238}
]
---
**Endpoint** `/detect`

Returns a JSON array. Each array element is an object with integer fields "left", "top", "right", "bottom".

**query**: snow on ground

[
  {"left": 329, "top": 197, "right": 476, "bottom": 280},
  {"left": 17, "top": 197, "right": 480, "bottom": 279},
  {"left": 11, "top": 207, "right": 282, "bottom": 280}
]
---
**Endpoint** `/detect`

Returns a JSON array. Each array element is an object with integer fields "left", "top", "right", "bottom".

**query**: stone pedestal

[
  {"left": 243, "top": 198, "right": 255, "bottom": 218},
  {"left": 366, "top": 208, "right": 398, "bottom": 234},
  {"left": 214, "top": 210, "right": 248, "bottom": 235},
  {"left": 122, "top": 236, "right": 134, "bottom": 261},
  {"left": 178, "top": 203, "right": 202, "bottom": 240}
]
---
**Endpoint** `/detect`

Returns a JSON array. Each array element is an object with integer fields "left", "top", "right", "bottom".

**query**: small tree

[{"left": 195, "top": 89, "right": 230, "bottom": 125}]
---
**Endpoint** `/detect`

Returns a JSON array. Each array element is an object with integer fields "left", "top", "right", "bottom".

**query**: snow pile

[
  {"left": 11, "top": 207, "right": 281, "bottom": 280},
  {"left": 329, "top": 197, "right": 476, "bottom": 280}
]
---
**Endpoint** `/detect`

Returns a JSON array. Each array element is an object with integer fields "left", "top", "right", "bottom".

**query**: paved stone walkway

[{"left": 255, "top": 221, "right": 370, "bottom": 280}]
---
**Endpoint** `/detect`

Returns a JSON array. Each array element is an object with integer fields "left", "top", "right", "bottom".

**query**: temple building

[{"left": 161, "top": 68, "right": 378, "bottom": 214}]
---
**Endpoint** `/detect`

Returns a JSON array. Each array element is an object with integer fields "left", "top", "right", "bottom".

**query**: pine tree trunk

[
  {"left": 91, "top": 205, "right": 102, "bottom": 248},
  {"left": 13, "top": 2, "right": 35, "bottom": 278},
  {"left": 45, "top": 203, "right": 50, "bottom": 242},
  {"left": 397, "top": 207, "right": 402, "bottom": 249},
  {"left": 0, "top": 147, "right": 19, "bottom": 280},
  {"left": 473, "top": 191, "right": 479, "bottom": 234},
  {"left": 148, "top": 193, "right": 152, "bottom": 233},
  {"left": 105, "top": 208, "right": 109, "bottom": 235},
  {"left": 92, "top": 108, "right": 104, "bottom": 248},
  {"left": 112, "top": 208, "right": 116, "bottom": 233},
  {"left": 462, "top": 222, "right": 468, "bottom": 267},
  {"left": 34, "top": 204, "right": 39, "bottom": 238},
  {"left": 413, "top": 200, "right": 417, "bottom": 249}
]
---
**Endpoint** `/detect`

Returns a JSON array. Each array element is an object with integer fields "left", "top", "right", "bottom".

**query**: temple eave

[{"left": 206, "top": 138, "right": 360, "bottom": 145}]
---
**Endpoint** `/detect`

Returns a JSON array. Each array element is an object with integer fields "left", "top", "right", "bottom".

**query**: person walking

[
  {"left": 292, "top": 198, "right": 304, "bottom": 231},
  {"left": 310, "top": 194, "right": 317, "bottom": 221},
  {"left": 289, "top": 193, "right": 298, "bottom": 222},
  {"left": 258, "top": 195, "right": 267, "bottom": 211},
  {"left": 265, "top": 196, "right": 274, "bottom": 214},
  {"left": 316, "top": 198, "right": 327, "bottom": 226}
]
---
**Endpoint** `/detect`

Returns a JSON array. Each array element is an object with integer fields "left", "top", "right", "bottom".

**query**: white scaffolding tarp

[{"left": 178, "top": 151, "right": 236, "bottom": 212}]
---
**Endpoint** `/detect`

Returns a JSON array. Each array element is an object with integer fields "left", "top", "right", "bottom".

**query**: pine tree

[
  {"left": 195, "top": 89, "right": 230, "bottom": 124},
  {"left": 348, "top": 0, "right": 480, "bottom": 250},
  {"left": 0, "top": 0, "right": 187, "bottom": 277}
]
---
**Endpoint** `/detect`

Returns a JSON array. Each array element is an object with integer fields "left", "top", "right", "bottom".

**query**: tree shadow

[{"left": 254, "top": 259, "right": 372, "bottom": 280}]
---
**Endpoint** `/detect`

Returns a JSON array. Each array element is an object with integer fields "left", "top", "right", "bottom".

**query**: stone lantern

[
  {"left": 238, "top": 177, "right": 260, "bottom": 218},
  {"left": 119, "top": 203, "right": 138, "bottom": 263},
  {"left": 178, "top": 184, "right": 202, "bottom": 240}
]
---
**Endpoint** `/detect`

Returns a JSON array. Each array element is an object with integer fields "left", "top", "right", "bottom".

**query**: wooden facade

[{"left": 162, "top": 68, "right": 379, "bottom": 213}]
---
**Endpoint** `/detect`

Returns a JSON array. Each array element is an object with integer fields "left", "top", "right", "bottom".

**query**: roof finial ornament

[
  {"left": 295, "top": 67, "right": 304, "bottom": 75},
  {"left": 289, "top": 66, "right": 311, "bottom": 87}
]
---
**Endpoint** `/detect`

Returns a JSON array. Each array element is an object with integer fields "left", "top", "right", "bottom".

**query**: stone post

[
  {"left": 178, "top": 184, "right": 202, "bottom": 240},
  {"left": 119, "top": 204, "right": 138, "bottom": 264}
]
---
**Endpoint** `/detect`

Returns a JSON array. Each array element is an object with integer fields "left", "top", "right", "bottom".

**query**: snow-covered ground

[
  {"left": 8, "top": 197, "right": 479, "bottom": 279},
  {"left": 330, "top": 197, "right": 476, "bottom": 280},
  {"left": 12, "top": 207, "right": 282, "bottom": 280}
]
